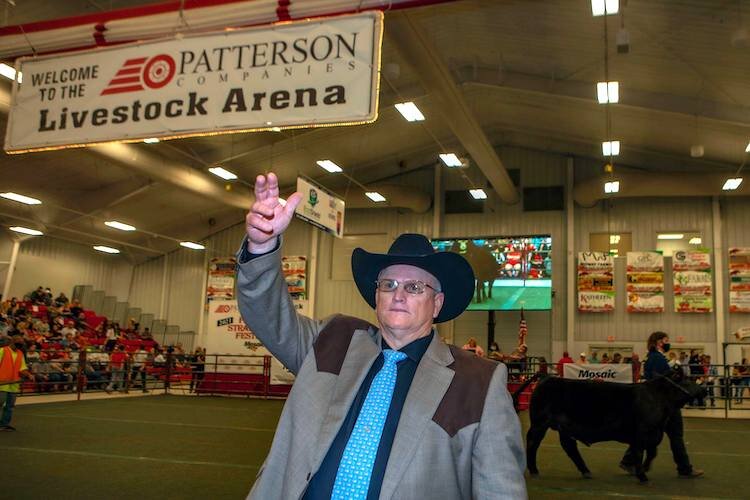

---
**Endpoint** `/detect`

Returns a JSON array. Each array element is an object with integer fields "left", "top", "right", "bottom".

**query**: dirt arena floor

[{"left": 2, "top": 395, "right": 747, "bottom": 499}]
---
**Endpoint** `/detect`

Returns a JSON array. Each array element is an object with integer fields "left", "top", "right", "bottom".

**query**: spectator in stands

[
  {"left": 189, "top": 347, "right": 206, "bottom": 393},
  {"left": 43, "top": 288, "right": 52, "bottom": 306},
  {"left": 82, "top": 358, "right": 104, "bottom": 391},
  {"left": 667, "top": 351, "right": 680, "bottom": 368},
  {"left": 152, "top": 348, "right": 166, "bottom": 368},
  {"left": 141, "top": 327, "right": 153, "bottom": 341},
  {"left": 487, "top": 341, "right": 503, "bottom": 360},
  {"left": 105, "top": 345, "right": 128, "bottom": 393},
  {"left": 130, "top": 344, "right": 149, "bottom": 393},
  {"left": 61, "top": 321, "right": 77, "bottom": 339},
  {"left": 507, "top": 344, "right": 528, "bottom": 378},
  {"left": 68, "top": 300, "right": 83, "bottom": 320},
  {"left": 47, "top": 355, "right": 74, "bottom": 392},
  {"left": 579, "top": 352, "right": 587, "bottom": 364},
  {"left": 104, "top": 321, "right": 118, "bottom": 352},
  {"left": 601, "top": 353, "right": 610, "bottom": 364},
  {"left": 735, "top": 359, "right": 749, "bottom": 403},
  {"left": 702, "top": 355, "right": 717, "bottom": 407},
  {"left": 556, "top": 351, "right": 574, "bottom": 376},
  {"left": 54, "top": 293, "right": 69, "bottom": 308},
  {"left": 611, "top": 352, "right": 622, "bottom": 364},
  {"left": 537, "top": 357, "right": 548, "bottom": 375},
  {"left": 461, "top": 337, "right": 485, "bottom": 357},
  {"left": 0, "top": 335, "right": 34, "bottom": 430},
  {"left": 29, "top": 286, "right": 45, "bottom": 305},
  {"left": 588, "top": 351, "right": 600, "bottom": 364},
  {"left": 25, "top": 343, "right": 40, "bottom": 364},
  {"left": 173, "top": 343, "right": 188, "bottom": 367}
]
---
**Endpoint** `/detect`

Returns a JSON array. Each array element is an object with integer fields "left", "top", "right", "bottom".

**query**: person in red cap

[{"left": 237, "top": 173, "right": 526, "bottom": 500}]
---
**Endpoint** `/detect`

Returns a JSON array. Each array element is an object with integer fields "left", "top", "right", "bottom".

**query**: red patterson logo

[
  {"left": 101, "top": 54, "right": 176, "bottom": 95},
  {"left": 214, "top": 304, "right": 232, "bottom": 313}
]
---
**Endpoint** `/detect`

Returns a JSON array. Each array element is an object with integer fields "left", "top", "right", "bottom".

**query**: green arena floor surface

[{"left": 2, "top": 394, "right": 748, "bottom": 499}]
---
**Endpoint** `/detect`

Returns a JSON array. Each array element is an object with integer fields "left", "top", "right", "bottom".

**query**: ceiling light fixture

[
  {"left": 143, "top": 137, "right": 160, "bottom": 144},
  {"left": 745, "top": 141, "right": 750, "bottom": 153},
  {"left": 394, "top": 102, "right": 425, "bottom": 122},
  {"left": 689, "top": 237, "right": 702, "bottom": 245},
  {"left": 0, "top": 63, "right": 21, "bottom": 83},
  {"left": 469, "top": 189, "right": 487, "bottom": 200},
  {"left": 316, "top": 160, "right": 343, "bottom": 173},
  {"left": 0, "top": 192, "right": 42, "bottom": 205},
  {"left": 93, "top": 245, "right": 120, "bottom": 254},
  {"left": 439, "top": 153, "right": 463, "bottom": 167},
  {"left": 657, "top": 233, "right": 684, "bottom": 240},
  {"left": 591, "top": 0, "right": 619, "bottom": 16},
  {"left": 208, "top": 166, "right": 238, "bottom": 180},
  {"left": 9, "top": 226, "right": 43, "bottom": 236},
  {"left": 597, "top": 81, "right": 619, "bottom": 103},
  {"left": 365, "top": 192, "right": 386, "bottom": 202},
  {"left": 602, "top": 140, "right": 620, "bottom": 156},
  {"left": 609, "top": 234, "right": 621, "bottom": 244},
  {"left": 604, "top": 180, "right": 620, "bottom": 193},
  {"left": 723, "top": 177, "right": 743, "bottom": 191},
  {"left": 180, "top": 241, "right": 205, "bottom": 250},
  {"left": 104, "top": 220, "right": 136, "bottom": 231}
]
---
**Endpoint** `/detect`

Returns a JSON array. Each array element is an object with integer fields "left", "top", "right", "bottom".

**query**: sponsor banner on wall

[
  {"left": 206, "top": 300, "right": 295, "bottom": 384},
  {"left": 295, "top": 176, "right": 345, "bottom": 238},
  {"left": 207, "top": 257, "right": 236, "bottom": 302},
  {"left": 5, "top": 12, "right": 383, "bottom": 153},
  {"left": 282, "top": 255, "right": 307, "bottom": 299},
  {"left": 672, "top": 250, "right": 712, "bottom": 313},
  {"left": 626, "top": 251, "right": 664, "bottom": 313},
  {"left": 563, "top": 363, "right": 632, "bottom": 383},
  {"left": 578, "top": 252, "right": 615, "bottom": 312},
  {"left": 729, "top": 248, "right": 750, "bottom": 313}
]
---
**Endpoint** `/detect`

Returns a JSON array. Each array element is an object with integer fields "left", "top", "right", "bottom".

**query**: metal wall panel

[{"left": 574, "top": 197, "right": 715, "bottom": 343}]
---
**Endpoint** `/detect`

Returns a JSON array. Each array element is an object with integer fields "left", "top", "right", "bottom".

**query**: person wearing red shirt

[
  {"left": 105, "top": 345, "right": 128, "bottom": 393},
  {"left": 556, "top": 351, "right": 574, "bottom": 376}
]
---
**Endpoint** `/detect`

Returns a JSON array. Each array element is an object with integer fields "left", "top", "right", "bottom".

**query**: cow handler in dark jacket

[{"left": 620, "top": 331, "right": 704, "bottom": 478}]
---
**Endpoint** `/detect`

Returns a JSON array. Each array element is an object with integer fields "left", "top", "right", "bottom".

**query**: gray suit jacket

[{"left": 236, "top": 240, "right": 527, "bottom": 499}]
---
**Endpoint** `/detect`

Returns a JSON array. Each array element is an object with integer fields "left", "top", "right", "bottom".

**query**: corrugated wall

[
  {"left": 8, "top": 236, "right": 133, "bottom": 302},
  {"left": 574, "top": 196, "right": 716, "bottom": 343}
]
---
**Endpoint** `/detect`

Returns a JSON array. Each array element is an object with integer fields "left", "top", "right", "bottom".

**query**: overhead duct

[
  {"left": 387, "top": 11, "right": 519, "bottom": 204},
  {"left": 0, "top": 0, "right": 457, "bottom": 59},
  {"left": 574, "top": 169, "right": 747, "bottom": 207}
]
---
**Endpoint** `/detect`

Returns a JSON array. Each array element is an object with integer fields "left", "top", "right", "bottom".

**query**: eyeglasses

[{"left": 375, "top": 278, "right": 440, "bottom": 295}]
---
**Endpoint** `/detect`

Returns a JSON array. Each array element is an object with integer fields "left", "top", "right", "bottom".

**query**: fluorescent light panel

[
  {"left": 365, "top": 191, "right": 386, "bottom": 202},
  {"left": 93, "top": 245, "right": 120, "bottom": 254},
  {"left": 208, "top": 166, "right": 238, "bottom": 180},
  {"left": 439, "top": 153, "right": 462, "bottom": 167},
  {"left": 602, "top": 140, "right": 620, "bottom": 156},
  {"left": 0, "top": 63, "right": 21, "bottom": 83},
  {"left": 609, "top": 234, "right": 621, "bottom": 244},
  {"left": 597, "top": 81, "right": 619, "bottom": 103},
  {"left": 1, "top": 192, "right": 42, "bottom": 205},
  {"left": 9, "top": 226, "right": 43, "bottom": 236},
  {"left": 316, "top": 160, "right": 343, "bottom": 173},
  {"left": 469, "top": 189, "right": 487, "bottom": 200},
  {"left": 394, "top": 102, "right": 425, "bottom": 122},
  {"left": 689, "top": 237, "right": 702, "bottom": 245},
  {"left": 143, "top": 137, "right": 160, "bottom": 144},
  {"left": 591, "top": 0, "right": 619, "bottom": 16},
  {"left": 745, "top": 141, "right": 750, "bottom": 153},
  {"left": 657, "top": 233, "right": 684, "bottom": 240},
  {"left": 104, "top": 220, "right": 136, "bottom": 231},
  {"left": 180, "top": 241, "right": 205, "bottom": 250},
  {"left": 604, "top": 180, "right": 620, "bottom": 193},
  {"left": 723, "top": 177, "right": 743, "bottom": 190}
]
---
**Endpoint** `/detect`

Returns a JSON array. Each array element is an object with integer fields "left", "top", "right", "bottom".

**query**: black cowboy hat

[{"left": 351, "top": 233, "right": 475, "bottom": 323}]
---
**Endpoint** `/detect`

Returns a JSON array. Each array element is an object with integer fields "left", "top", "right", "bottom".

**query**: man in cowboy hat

[{"left": 237, "top": 173, "right": 526, "bottom": 499}]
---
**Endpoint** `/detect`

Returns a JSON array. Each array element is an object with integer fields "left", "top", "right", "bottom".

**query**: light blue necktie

[{"left": 331, "top": 349, "right": 407, "bottom": 500}]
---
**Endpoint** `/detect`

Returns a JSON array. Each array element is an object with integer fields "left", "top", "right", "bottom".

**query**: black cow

[{"left": 526, "top": 368, "right": 705, "bottom": 483}]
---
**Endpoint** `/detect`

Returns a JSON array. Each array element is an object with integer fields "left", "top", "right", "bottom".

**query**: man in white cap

[{"left": 237, "top": 173, "right": 526, "bottom": 499}]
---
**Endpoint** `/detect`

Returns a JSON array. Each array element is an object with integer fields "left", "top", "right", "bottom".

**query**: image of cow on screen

[
  {"left": 525, "top": 368, "right": 705, "bottom": 483},
  {"left": 431, "top": 235, "right": 552, "bottom": 310}
]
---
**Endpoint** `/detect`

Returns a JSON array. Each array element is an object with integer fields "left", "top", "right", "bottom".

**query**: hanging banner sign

[
  {"left": 578, "top": 252, "right": 615, "bottom": 312},
  {"left": 295, "top": 176, "right": 345, "bottom": 238},
  {"left": 207, "top": 257, "right": 236, "bottom": 302},
  {"left": 626, "top": 251, "right": 664, "bottom": 312},
  {"left": 282, "top": 255, "right": 307, "bottom": 299},
  {"left": 4, "top": 12, "right": 383, "bottom": 153},
  {"left": 672, "top": 250, "right": 712, "bottom": 313},
  {"left": 563, "top": 363, "right": 632, "bottom": 383},
  {"left": 729, "top": 248, "right": 750, "bottom": 313}
]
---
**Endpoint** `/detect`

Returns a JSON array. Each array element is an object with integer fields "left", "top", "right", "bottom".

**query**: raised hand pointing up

[{"left": 245, "top": 173, "right": 303, "bottom": 254}]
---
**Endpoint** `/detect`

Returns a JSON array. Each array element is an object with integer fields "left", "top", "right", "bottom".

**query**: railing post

[
  {"left": 264, "top": 355, "right": 270, "bottom": 399},
  {"left": 76, "top": 349, "right": 86, "bottom": 401},
  {"left": 164, "top": 351, "right": 173, "bottom": 394}
]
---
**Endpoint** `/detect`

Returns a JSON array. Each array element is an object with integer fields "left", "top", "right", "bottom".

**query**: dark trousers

[{"left": 621, "top": 408, "right": 692, "bottom": 474}]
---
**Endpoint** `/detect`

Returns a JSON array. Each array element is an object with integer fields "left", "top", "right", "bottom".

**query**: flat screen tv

[{"left": 431, "top": 235, "right": 552, "bottom": 311}]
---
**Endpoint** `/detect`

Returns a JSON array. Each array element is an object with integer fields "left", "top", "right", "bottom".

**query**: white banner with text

[
  {"left": 5, "top": 12, "right": 383, "bottom": 153},
  {"left": 563, "top": 363, "right": 632, "bottom": 383}
]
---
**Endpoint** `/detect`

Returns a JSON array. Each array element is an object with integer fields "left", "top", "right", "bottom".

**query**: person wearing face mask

[
  {"left": 619, "top": 331, "right": 703, "bottom": 478},
  {"left": 0, "top": 335, "right": 34, "bottom": 431}
]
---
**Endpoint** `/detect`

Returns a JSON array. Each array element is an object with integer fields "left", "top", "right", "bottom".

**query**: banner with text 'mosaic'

[{"left": 4, "top": 12, "right": 383, "bottom": 153}]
